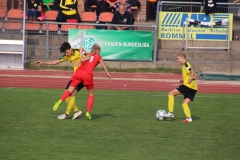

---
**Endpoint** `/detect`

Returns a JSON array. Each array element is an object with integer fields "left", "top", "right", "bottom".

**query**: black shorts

[
  {"left": 65, "top": 80, "right": 84, "bottom": 92},
  {"left": 176, "top": 85, "right": 197, "bottom": 101}
]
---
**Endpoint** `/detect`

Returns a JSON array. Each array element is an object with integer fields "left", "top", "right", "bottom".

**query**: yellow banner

[{"left": 158, "top": 12, "right": 233, "bottom": 41}]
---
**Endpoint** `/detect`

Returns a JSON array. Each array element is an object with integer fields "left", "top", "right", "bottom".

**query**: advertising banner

[
  {"left": 68, "top": 29, "right": 153, "bottom": 61},
  {"left": 158, "top": 12, "right": 233, "bottom": 41}
]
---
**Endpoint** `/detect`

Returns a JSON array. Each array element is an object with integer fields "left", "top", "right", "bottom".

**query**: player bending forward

[
  {"left": 164, "top": 51, "right": 198, "bottom": 123},
  {"left": 52, "top": 44, "right": 111, "bottom": 120},
  {"left": 36, "top": 42, "right": 85, "bottom": 120}
]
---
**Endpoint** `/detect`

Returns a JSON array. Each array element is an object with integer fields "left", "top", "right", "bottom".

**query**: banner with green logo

[{"left": 68, "top": 29, "right": 153, "bottom": 61}]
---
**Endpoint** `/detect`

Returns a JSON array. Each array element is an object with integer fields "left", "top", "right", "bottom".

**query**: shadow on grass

[
  {"left": 90, "top": 113, "right": 116, "bottom": 120},
  {"left": 161, "top": 115, "right": 201, "bottom": 122},
  {"left": 191, "top": 115, "right": 201, "bottom": 121}
]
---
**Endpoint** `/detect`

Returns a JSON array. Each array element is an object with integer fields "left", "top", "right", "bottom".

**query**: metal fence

[{"left": 159, "top": 1, "right": 240, "bottom": 39}]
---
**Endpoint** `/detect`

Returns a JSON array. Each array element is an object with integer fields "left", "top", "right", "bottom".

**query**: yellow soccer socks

[
  {"left": 168, "top": 95, "right": 174, "bottom": 112},
  {"left": 182, "top": 103, "right": 191, "bottom": 118},
  {"left": 65, "top": 97, "right": 79, "bottom": 115}
]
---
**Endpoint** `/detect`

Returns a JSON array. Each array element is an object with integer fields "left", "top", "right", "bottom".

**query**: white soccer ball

[{"left": 156, "top": 109, "right": 166, "bottom": 121}]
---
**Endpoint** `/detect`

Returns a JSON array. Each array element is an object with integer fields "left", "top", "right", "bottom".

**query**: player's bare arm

[
  {"left": 81, "top": 54, "right": 92, "bottom": 63},
  {"left": 188, "top": 69, "right": 195, "bottom": 84},
  {"left": 36, "top": 60, "right": 61, "bottom": 65},
  {"left": 79, "top": 47, "right": 86, "bottom": 60},
  {"left": 100, "top": 59, "right": 111, "bottom": 79}
]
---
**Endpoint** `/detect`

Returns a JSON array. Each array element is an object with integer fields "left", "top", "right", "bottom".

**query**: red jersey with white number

[
  {"left": 76, "top": 53, "right": 102, "bottom": 75},
  {"left": 70, "top": 54, "right": 102, "bottom": 87}
]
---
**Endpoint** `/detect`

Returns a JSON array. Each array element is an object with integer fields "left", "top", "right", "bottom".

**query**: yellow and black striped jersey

[
  {"left": 182, "top": 61, "right": 198, "bottom": 90},
  {"left": 60, "top": 0, "right": 77, "bottom": 15},
  {"left": 59, "top": 49, "right": 82, "bottom": 73}
]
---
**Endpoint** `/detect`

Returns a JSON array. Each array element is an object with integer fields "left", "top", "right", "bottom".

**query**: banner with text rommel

[
  {"left": 158, "top": 12, "right": 233, "bottom": 41},
  {"left": 68, "top": 29, "right": 153, "bottom": 61}
]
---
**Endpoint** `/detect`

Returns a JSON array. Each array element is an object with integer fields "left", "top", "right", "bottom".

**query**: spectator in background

[
  {"left": 127, "top": 0, "right": 141, "bottom": 9},
  {"left": 27, "top": 0, "right": 43, "bottom": 21},
  {"left": 115, "top": 0, "right": 135, "bottom": 25},
  {"left": 109, "top": 4, "right": 134, "bottom": 30},
  {"left": 84, "top": 0, "right": 103, "bottom": 23},
  {"left": 101, "top": 0, "right": 118, "bottom": 13},
  {"left": 56, "top": 0, "right": 82, "bottom": 30},
  {"left": 233, "top": 0, "right": 240, "bottom": 4},
  {"left": 7, "top": 0, "right": 19, "bottom": 11},
  {"left": 115, "top": 0, "right": 131, "bottom": 13}
]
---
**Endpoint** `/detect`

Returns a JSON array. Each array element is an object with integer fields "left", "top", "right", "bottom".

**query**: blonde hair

[
  {"left": 175, "top": 51, "right": 186, "bottom": 58},
  {"left": 91, "top": 44, "right": 101, "bottom": 54}
]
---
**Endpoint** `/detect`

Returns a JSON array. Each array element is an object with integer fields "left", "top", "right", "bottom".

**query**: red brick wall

[
  {"left": 138, "top": 0, "right": 146, "bottom": 21},
  {"left": 0, "top": 1, "right": 7, "bottom": 11}
]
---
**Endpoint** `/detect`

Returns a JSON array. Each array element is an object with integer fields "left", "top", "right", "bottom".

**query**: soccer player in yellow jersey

[
  {"left": 164, "top": 51, "right": 198, "bottom": 123},
  {"left": 36, "top": 42, "right": 85, "bottom": 120}
]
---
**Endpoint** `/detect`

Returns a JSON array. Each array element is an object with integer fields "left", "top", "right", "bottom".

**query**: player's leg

[
  {"left": 182, "top": 98, "right": 192, "bottom": 123},
  {"left": 63, "top": 81, "right": 74, "bottom": 114},
  {"left": 58, "top": 89, "right": 79, "bottom": 119},
  {"left": 53, "top": 80, "right": 78, "bottom": 111},
  {"left": 71, "top": 82, "right": 85, "bottom": 119},
  {"left": 182, "top": 89, "right": 197, "bottom": 123},
  {"left": 164, "top": 88, "right": 181, "bottom": 118},
  {"left": 85, "top": 85, "right": 94, "bottom": 120}
]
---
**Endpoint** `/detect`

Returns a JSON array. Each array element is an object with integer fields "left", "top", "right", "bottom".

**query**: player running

[
  {"left": 164, "top": 51, "right": 198, "bottom": 123},
  {"left": 52, "top": 44, "right": 111, "bottom": 120},
  {"left": 36, "top": 42, "right": 85, "bottom": 120}
]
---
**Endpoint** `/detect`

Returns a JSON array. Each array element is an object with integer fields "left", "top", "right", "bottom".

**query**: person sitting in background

[
  {"left": 115, "top": 0, "right": 131, "bottom": 13},
  {"left": 115, "top": 0, "right": 135, "bottom": 26},
  {"left": 27, "top": 0, "right": 43, "bottom": 21},
  {"left": 56, "top": 0, "right": 82, "bottom": 30},
  {"left": 233, "top": 0, "right": 240, "bottom": 4},
  {"left": 101, "top": 0, "right": 118, "bottom": 13},
  {"left": 8, "top": 0, "right": 20, "bottom": 11},
  {"left": 84, "top": 0, "right": 103, "bottom": 23},
  {"left": 109, "top": 4, "right": 134, "bottom": 30}
]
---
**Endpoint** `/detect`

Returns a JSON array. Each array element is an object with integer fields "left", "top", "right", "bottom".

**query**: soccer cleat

[
  {"left": 72, "top": 111, "right": 82, "bottom": 120},
  {"left": 163, "top": 112, "right": 174, "bottom": 119},
  {"left": 182, "top": 117, "right": 192, "bottom": 123},
  {"left": 85, "top": 112, "right": 91, "bottom": 120},
  {"left": 57, "top": 113, "right": 68, "bottom": 120},
  {"left": 53, "top": 100, "right": 62, "bottom": 111}
]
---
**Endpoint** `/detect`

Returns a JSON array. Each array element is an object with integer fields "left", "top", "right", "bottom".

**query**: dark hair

[{"left": 59, "top": 42, "right": 71, "bottom": 53}]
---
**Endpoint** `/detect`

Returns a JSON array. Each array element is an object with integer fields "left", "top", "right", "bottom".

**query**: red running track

[{"left": 0, "top": 70, "right": 240, "bottom": 94}]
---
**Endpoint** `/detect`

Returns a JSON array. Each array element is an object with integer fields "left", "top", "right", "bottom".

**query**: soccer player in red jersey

[{"left": 53, "top": 44, "right": 111, "bottom": 120}]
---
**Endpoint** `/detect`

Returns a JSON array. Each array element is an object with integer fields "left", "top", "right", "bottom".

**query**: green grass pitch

[{"left": 0, "top": 88, "right": 240, "bottom": 160}]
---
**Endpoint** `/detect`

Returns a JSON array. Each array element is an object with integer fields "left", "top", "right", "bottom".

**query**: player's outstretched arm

[
  {"left": 36, "top": 60, "right": 61, "bottom": 65},
  {"left": 100, "top": 59, "right": 111, "bottom": 79}
]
